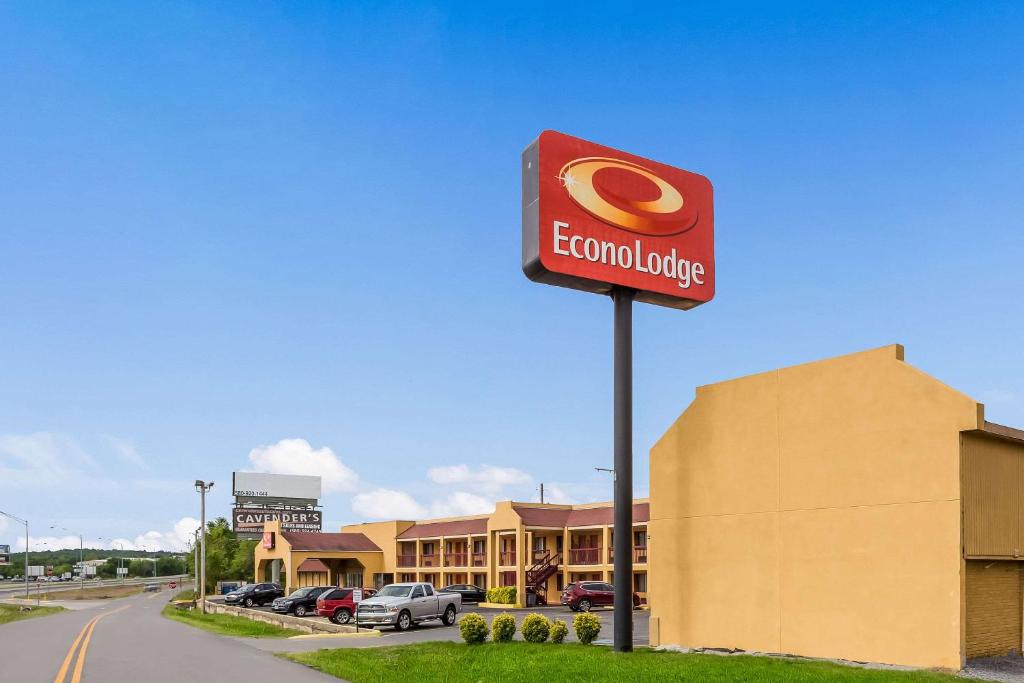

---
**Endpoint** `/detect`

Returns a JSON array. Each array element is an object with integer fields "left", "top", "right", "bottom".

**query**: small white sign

[
  {"left": 117, "top": 567, "right": 128, "bottom": 576},
  {"left": 352, "top": 588, "right": 363, "bottom": 603},
  {"left": 27, "top": 565, "right": 45, "bottom": 577}
]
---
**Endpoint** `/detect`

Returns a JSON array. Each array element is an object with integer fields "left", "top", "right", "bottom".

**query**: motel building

[
  {"left": 254, "top": 500, "right": 650, "bottom": 608},
  {"left": 649, "top": 345, "right": 1024, "bottom": 670}
]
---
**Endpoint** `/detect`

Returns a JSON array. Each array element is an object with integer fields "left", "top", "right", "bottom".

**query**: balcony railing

[
  {"left": 444, "top": 552, "right": 468, "bottom": 567},
  {"left": 569, "top": 547, "right": 601, "bottom": 565},
  {"left": 471, "top": 552, "right": 487, "bottom": 567},
  {"left": 499, "top": 551, "right": 516, "bottom": 566},
  {"left": 607, "top": 546, "right": 649, "bottom": 563},
  {"left": 397, "top": 555, "right": 417, "bottom": 568},
  {"left": 420, "top": 553, "right": 439, "bottom": 567}
]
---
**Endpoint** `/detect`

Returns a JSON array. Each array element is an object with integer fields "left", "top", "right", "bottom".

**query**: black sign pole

[{"left": 612, "top": 286, "right": 634, "bottom": 653}]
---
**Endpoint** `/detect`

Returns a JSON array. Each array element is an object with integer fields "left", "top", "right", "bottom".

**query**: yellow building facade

[
  {"left": 256, "top": 501, "right": 650, "bottom": 608},
  {"left": 649, "top": 345, "right": 1024, "bottom": 670}
]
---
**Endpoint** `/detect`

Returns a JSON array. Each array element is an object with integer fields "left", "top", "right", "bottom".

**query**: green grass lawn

[
  {"left": 161, "top": 603, "right": 302, "bottom": 638},
  {"left": 286, "top": 642, "right": 968, "bottom": 682},
  {"left": 0, "top": 603, "right": 66, "bottom": 625}
]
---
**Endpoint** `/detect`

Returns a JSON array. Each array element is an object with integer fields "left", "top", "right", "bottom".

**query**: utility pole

[
  {"left": 0, "top": 510, "right": 29, "bottom": 599},
  {"left": 539, "top": 483, "right": 545, "bottom": 504},
  {"left": 195, "top": 480, "right": 214, "bottom": 613}
]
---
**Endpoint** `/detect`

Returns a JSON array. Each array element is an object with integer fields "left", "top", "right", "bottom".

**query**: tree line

[{"left": 184, "top": 517, "right": 257, "bottom": 592}]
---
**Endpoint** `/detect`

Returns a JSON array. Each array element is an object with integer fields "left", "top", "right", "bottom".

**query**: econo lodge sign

[{"left": 522, "top": 130, "right": 714, "bottom": 309}]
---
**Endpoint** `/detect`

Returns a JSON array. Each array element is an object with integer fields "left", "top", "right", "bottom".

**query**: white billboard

[{"left": 232, "top": 472, "right": 321, "bottom": 501}]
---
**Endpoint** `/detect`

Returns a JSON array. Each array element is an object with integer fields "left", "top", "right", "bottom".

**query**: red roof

[
  {"left": 397, "top": 518, "right": 488, "bottom": 539},
  {"left": 280, "top": 532, "right": 380, "bottom": 552},
  {"left": 296, "top": 558, "right": 329, "bottom": 573},
  {"left": 514, "top": 503, "right": 649, "bottom": 528}
]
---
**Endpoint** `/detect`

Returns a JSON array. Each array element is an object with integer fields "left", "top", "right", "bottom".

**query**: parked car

[
  {"left": 355, "top": 582, "right": 461, "bottom": 631},
  {"left": 315, "top": 587, "right": 358, "bottom": 624},
  {"left": 272, "top": 586, "right": 333, "bottom": 617},
  {"left": 224, "top": 582, "right": 283, "bottom": 607},
  {"left": 560, "top": 581, "right": 641, "bottom": 612},
  {"left": 441, "top": 584, "right": 487, "bottom": 604}
]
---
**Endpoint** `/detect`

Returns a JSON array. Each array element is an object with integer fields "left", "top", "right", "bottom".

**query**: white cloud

[
  {"left": 103, "top": 435, "right": 147, "bottom": 469},
  {"left": 352, "top": 488, "right": 426, "bottom": 520},
  {"left": 0, "top": 432, "right": 95, "bottom": 485},
  {"left": 14, "top": 517, "right": 201, "bottom": 553},
  {"left": 247, "top": 438, "right": 358, "bottom": 494},
  {"left": 427, "top": 464, "right": 531, "bottom": 493},
  {"left": 542, "top": 483, "right": 577, "bottom": 505},
  {"left": 429, "top": 491, "right": 494, "bottom": 517}
]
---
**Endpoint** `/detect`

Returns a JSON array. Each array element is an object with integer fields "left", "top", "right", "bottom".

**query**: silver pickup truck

[{"left": 355, "top": 582, "right": 461, "bottom": 631}]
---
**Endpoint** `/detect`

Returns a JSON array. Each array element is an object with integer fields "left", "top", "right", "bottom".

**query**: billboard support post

[{"left": 612, "top": 287, "right": 634, "bottom": 653}]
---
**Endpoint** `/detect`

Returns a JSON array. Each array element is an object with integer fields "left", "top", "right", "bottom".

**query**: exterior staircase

[{"left": 526, "top": 552, "right": 561, "bottom": 605}]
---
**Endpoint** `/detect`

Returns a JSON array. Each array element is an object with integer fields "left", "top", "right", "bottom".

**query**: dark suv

[
  {"left": 271, "top": 586, "right": 333, "bottom": 616},
  {"left": 224, "top": 582, "right": 283, "bottom": 607},
  {"left": 560, "top": 581, "right": 641, "bottom": 612}
]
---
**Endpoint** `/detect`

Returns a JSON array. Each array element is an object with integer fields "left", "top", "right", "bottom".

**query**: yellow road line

[
  {"left": 69, "top": 616, "right": 100, "bottom": 683},
  {"left": 54, "top": 605, "right": 129, "bottom": 683},
  {"left": 53, "top": 615, "right": 99, "bottom": 683}
]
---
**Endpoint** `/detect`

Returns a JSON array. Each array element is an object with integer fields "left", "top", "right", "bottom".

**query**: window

[
  {"left": 373, "top": 573, "right": 394, "bottom": 589},
  {"left": 473, "top": 539, "right": 485, "bottom": 554},
  {"left": 556, "top": 574, "right": 564, "bottom": 591},
  {"left": 324, "top": 589, "right": 352, "bottom": 600},
  {"left": 533, "top": 536, "right": 546, "bottom": 550},
  {"left": 423, "top": 542, "right": 435, "bottom": 555},
  {"left": 634, "top": 573, "right": 647, "bottom": 593},
  {"left": 634, "top": 530, "right": 646, "bottom": 547},
  {"left": 424, "top": 585, "right": 434, "bottom": 596},
  {"left": 411, "top": 586, "right": 424, "bottom": 599}
]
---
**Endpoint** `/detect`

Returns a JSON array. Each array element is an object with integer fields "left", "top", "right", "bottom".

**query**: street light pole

[
  {"left": 0, "top": 510, "right": 29, "bottom": 599},
  {"left": 195, "top": 480, "right": 214, "bottom": 613}
]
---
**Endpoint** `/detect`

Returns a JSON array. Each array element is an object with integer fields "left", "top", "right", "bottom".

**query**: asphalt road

[
  {"left": 0, "top": 587, "right": 648, "bottom": 682},
  {"left": 0, "top": 584, "right": 335, "bottom": 683}
]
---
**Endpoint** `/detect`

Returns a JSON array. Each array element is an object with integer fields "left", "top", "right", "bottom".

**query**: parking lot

[{"left": 226, "top": 599, "right": 649, "bottom": 652}]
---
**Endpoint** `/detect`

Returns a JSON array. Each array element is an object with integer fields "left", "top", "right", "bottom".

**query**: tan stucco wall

[
  {"left": 649, "top": 345, "right": 981, "bottom": 669},
  {"left": 342, "top": 520, "right": 415, "bottom": 575}
]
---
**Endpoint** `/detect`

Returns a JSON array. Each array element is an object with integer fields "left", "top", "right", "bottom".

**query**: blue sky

[{"left": 1, "top": 1, "right": 1022, "bottom": 551}]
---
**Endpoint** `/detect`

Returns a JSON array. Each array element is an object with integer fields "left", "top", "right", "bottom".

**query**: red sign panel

[
  {"left": 522, "top": 130, "right": 714, "bottom": 309},
  {"left": 262, "top": 531, "right": 275, "bottom": 550}
]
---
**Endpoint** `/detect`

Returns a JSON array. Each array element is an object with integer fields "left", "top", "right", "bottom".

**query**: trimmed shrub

[
  {"left": 549, "top": 618, "right": 568, "bottom": 644},
  {"left": 458, "top": 612, "right": 489, "bottom": 645},
  {"left": 485, "top": 586, "right": 517, "bottom": 605},
  {"left": 521, "top": 613, "right": 550, "bottom": 643},
  {"left": 573, "top": 612, "right": 601, "bottom": 645},
  {"left": 491, "top": 613, "right": 517, "bottom": 642}
]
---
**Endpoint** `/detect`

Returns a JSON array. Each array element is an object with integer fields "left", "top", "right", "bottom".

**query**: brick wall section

[{"left": 965, "top": 561, "right": 1022, "bottom": 658}]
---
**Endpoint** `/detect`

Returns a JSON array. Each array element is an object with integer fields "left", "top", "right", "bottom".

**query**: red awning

[{"left": 296, "top": 558, "right": 329, "bottom": 573}]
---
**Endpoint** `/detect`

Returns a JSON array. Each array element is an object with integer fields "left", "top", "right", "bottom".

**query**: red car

[
  {"left": 560, "top": 581, "right": 641, "bottom": 612},
  {"left": 315, "top": 587, "right": 377, "bottom": 624}
]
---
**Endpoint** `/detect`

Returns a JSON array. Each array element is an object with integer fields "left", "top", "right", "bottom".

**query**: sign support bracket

[{"left": 612, "top": 286, "right": 634, "bottom": 653}]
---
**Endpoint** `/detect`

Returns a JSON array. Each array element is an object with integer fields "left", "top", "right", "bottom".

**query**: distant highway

[{"left": 0, "top": 575, "right": 188, "bottom": 599}]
